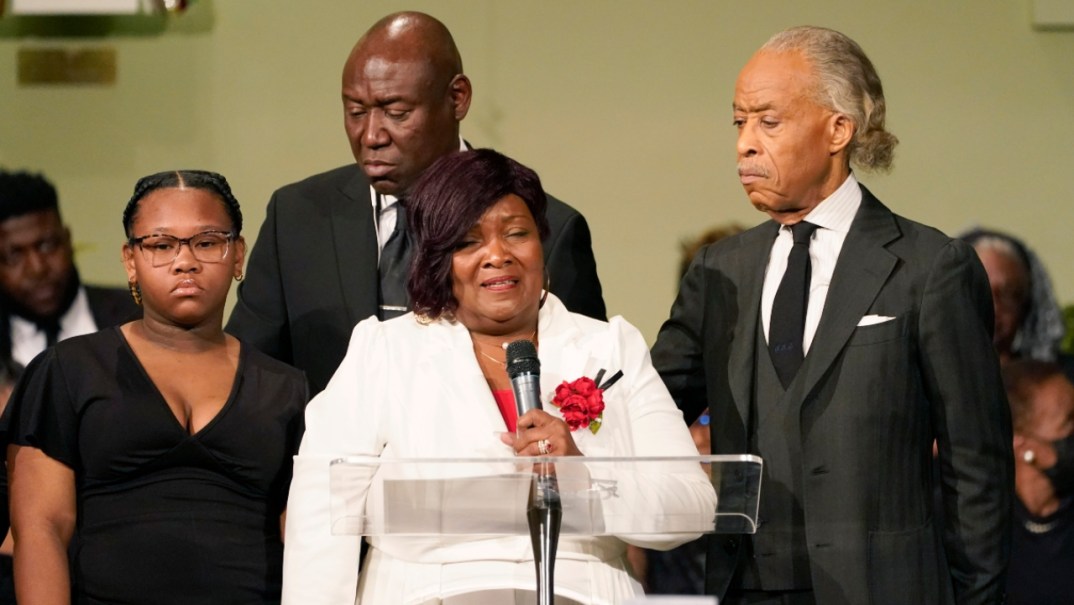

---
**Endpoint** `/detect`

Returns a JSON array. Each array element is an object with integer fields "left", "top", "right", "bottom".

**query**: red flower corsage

[{"left": 551, "top": 369, "right": 623, "bottom": 434}]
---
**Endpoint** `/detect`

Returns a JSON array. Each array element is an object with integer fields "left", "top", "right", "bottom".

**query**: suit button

[{"left": 811, "top": 465, "right": 829, "bottom": 475}]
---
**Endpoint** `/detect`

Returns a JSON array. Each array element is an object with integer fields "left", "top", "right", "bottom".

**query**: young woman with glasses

[{"left": 6, "top": 170, "right": 307, "bottom": 604}]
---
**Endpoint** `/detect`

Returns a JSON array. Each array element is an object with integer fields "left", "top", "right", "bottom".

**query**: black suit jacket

[
  {"left": 0, "top": 284, "right": 139, "bottom": 363},
  {"left": 227, "top": 163, "right": 606, "bottom": 394},
  {"left": 84, "top": 285, "right": 141, "bottom": 331},
  {"left": 0, "top": 283, "right": 137, "bottom": 543},
  {"left": 652, "top": 186, "right": 1012, "bottom": 605}
]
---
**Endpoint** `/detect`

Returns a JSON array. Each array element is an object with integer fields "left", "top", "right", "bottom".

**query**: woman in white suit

[{"left": 282, "top": 149, "right": 715, "bottom": 604}]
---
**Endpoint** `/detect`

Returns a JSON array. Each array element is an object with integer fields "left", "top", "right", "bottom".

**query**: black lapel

[
  {"left": 329, "top": 168, "right": 379, "bottom": 327},
  {"left": 729, "top": 223, "right": 780, "bottom": 420},
  {"left": 796, "top": 186, "right": 901, "bottom": 400}
]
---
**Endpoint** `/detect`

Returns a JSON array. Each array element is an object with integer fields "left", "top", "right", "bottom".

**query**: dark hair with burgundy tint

[{"left": 407, "top": 149, "right": 549, "bottom": 319}]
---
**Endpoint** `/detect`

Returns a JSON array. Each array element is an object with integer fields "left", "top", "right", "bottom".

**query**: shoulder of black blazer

[
  {"left": 0, "top": 284, "right": 138, "bottom": 358},
  {"left": 84, "top": 284, "right": 141, "bottom": 329},
  {"left": 272, "top": 163, "right": 370, "bottom": 209}
]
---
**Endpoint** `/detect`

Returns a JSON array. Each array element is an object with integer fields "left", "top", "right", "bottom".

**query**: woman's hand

[
  {"left": 501, "top": 409, "right": 583, "bottom": 457},
  {"left": 1014, "top": 434, "right": 1058, "bottom": 470}
]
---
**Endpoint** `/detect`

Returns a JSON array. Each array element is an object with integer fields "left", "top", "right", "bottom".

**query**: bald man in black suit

[{"left": 228, "top": 12, "right": 604, "bottom": 394}]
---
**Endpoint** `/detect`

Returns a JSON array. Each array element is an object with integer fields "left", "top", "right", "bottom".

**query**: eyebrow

[
  {"left": 342, "top": 94, "right": 409, "bottom": 107},
  {"left": 142, "top": 225, "right": 230, "bottom": 234},
  {"left": 466, "top": 214, "right": 532, "bottom": 230},
  {"left": 733, "top": 102, "right": 775, "bottom": 112},
  {"left": 494, "top": 214, "right": 536, "bottom": 227}
]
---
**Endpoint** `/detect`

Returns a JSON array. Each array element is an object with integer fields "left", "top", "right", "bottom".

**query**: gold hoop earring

[
  {"left": 235, "top": 272, "right": 244, "bottom": 282},
  {"left": 128, "top": 280, "right": 142, "bottom": 306}
]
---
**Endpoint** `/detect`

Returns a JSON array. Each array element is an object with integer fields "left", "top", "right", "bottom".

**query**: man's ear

[
  {"left": 449, "top": 74, "right": 472, "bottom": 121},
  {"left": 829, "top": 113, "right": 854, "bottom": 155}
]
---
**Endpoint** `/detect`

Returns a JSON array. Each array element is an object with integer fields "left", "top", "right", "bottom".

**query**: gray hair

[
  {"left": 762, "top": 26, "right": 898, "bottom": 171},
  {"left": 961, "top": 228, "right": 1067, "bottom": 362},
  {"left": 971, "top": 235, "right": 1025, "bottom": 266}
]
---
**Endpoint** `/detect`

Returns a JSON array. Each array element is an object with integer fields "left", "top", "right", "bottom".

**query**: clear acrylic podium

[{"left": 329, "top": 455, "right": 761, "bottom": 604}]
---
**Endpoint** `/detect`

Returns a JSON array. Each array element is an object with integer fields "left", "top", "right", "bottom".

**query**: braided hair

[{"left": 122, "top": 170, "right": 243, "bottom": 237}]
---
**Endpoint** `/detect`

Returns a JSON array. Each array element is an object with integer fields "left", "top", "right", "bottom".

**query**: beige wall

[{"left": 1, "top": 1, "right": 1072, "bottom": 342}]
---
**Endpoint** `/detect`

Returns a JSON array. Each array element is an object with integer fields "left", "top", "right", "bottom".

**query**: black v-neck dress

[{"left": 7, "top": 327, "right": 307, "bottom": 604}]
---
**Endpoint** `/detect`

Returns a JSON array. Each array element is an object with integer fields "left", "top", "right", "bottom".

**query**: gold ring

[{"left": 538, "top": 439, "right": 551, "bottom": 455}]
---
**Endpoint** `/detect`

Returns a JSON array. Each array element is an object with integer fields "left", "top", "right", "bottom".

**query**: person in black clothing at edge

[
  {"left": 5, "top": 170, "right": 307, "bottom": 604},
  {"left": 1002, "top": 360, "right": 1074, "bottom": 605},
  {"left": 0, "top": 169, "right": 140, "bottom": 604},
  {"left": 960, "top": 228, "right": 1074, "bottom": 496}
]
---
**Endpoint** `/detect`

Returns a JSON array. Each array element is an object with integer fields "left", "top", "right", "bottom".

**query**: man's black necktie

[
  {"left": 769, "top": 221, "right": 818, "bottom": 389},
  {"left": 378, "top": 200, "right": 411, "bottom": 320},
  {"left": 42, "top": 321, "right": 60, "bottom": 348}
]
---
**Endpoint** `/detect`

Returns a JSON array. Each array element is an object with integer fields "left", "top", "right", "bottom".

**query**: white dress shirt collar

[
  {"left": 10, "top": 286, "right": 99, "bottom": 366},
  {"left": 798, "top": 172, "right": 861, "bottom": 235},
  {"left": 372, "top": 136, "right": 469, "bottom": 252},
  {"left": 762, "top": 174, "right": 862, "bottom": 354}
]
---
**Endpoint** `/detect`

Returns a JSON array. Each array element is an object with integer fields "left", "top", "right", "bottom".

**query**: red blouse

[{"left": 492, "top": 389, "right": 517, "bottom": 432}]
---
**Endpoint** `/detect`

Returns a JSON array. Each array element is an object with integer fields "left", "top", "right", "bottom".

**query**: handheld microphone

[
  {"left": 506, "top": 339, "right": 543, "bottom": 420},
  {"left": 507, "top": 340, "right": 560, "bottom": 605}
]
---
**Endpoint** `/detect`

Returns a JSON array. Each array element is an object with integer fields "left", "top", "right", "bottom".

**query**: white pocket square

[{"left": 857, "top": 314, "right": 896, "bottom": 327}]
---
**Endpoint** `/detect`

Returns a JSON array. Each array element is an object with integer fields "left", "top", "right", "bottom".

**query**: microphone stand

[
  {"left": 527, "top": 460, "right": 561, "bottom": 605},
  {"left": 505, "top": 339, "right": 562, "bottom": 604}
]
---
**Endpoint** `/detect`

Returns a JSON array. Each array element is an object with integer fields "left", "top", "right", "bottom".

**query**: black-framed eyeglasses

[{"left": 129, "top": 230, "right": 235, "bottom": 267}]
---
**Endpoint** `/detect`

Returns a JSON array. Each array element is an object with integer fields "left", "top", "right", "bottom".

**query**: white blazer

[{"left": 282, "top": 295, "right": 715, "bottom": 604}]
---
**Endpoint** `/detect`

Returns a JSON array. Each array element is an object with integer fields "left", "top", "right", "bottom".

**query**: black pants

[{"left": 0, "top": 554, "right": 14, "bottom": 604}]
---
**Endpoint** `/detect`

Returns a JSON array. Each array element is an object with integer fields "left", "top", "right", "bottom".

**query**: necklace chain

[
  {"left": 473, "top": 330, "right": 537, "bottom": 368},
  {"left": 477, "top": 349, "right": 507, "bottom": 367}
]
